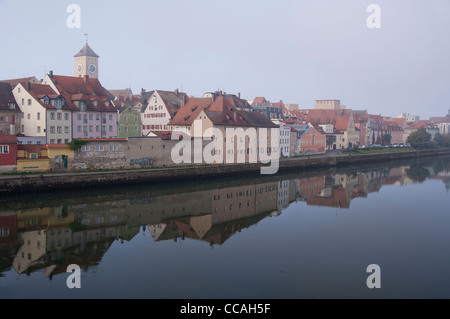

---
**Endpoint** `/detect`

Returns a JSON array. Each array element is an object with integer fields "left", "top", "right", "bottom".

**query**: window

[
  {"left": 28, "top": 99, "right": 31, "bottom": 105},
  {"left": 37, "top": 113, "right": 40, "bottom": 120},
  {"left": 50, "top": 126, "right": 55, "bottom": 134},
  {"left": 57, "top": 113, "right": 62, "bottom": 120},
  {"left": 37, "top": 126, "right": 41, "bottom": 133},
  {"left": 57, "top": 126, "right": 62, "bottom": 134},
  {"left": 81, "top": 146, "right": 90, "bottom": 152},
  {"left": 65, "top": 126, "right": 69, "bottom": 134},
  {"left": 109, "top": 114, "right": 113, "bottom": 121},
  {"left": 27, "top": 114, "right": 30, "bottom": 119},
  {"left": 124, "top": 116, "right": 127, "bottom": 122},
  {"left": 96, "top": 145, "right": 104, "bottom": 151},
  {"left": 0, "top": 145, "right": 9, "bottom": 154},
  {"left": 64, "top": 139, "right": 69, "bottom": 143},
  {"left": 77, "top": 114, "right": 82, "bottom": 120},
  {"left": 57, "top": 139, "right": 62, "bottom": 144},
  {"left": 21, "top": 98, "right": 24, "bottom": 105},
  {"left": 89, "top": 114, "right": 93, "bottom": 121},
  {"left": 110, "top": 145, "right": 118, "bottom": 151},
  {"left": 96, "top": 125, "right": 100, "bottom": 132},
  {"left": 50, "top": 112, "right": 55, "bottom": 120},
  {"left": 109, "top": 125, "right": 113, "bottom": 132},
  {"left": 21, "top": 125, "right": 24, "bottom": 133},
  {"left": 77, "top": 126, "right": 82, "bottom": 133},
  {"left": 65, "top": 113, "right": 69, "bottom": 121},
  {"left": 49, "top": 140, "right": 55, "bottom": 144},
  {"left": 96, "top": 114, "right": 100, "bottom": 120}
]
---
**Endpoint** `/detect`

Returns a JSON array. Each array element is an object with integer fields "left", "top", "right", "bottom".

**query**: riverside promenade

[{"left": 1, "top": 148, "right": 450, "bottom": 193}]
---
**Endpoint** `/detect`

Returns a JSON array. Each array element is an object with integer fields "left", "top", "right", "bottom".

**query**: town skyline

[{"left": 1, "top": 0, "right": 449, "bottom": 120}]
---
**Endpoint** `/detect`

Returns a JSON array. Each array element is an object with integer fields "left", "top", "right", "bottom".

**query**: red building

[{"left": 0, "top": 134, "right": 18, "bottom": 170}]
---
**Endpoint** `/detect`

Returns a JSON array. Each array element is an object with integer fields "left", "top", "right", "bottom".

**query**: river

[{"left": 1, "top": 156, "right": 449, "bottom": 299}]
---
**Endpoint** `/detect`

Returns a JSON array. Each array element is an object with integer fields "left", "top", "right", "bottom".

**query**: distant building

[
  {"left": 292, "top": 109, "right": 359, "bottom": 149},
  {"left": 0, "top": 83, "right": 21, "bottom": 135},
  {"left": 354, "top": 113, "right": 389, "bottom": 145},
  {"left": 315, "top": 100, "right": 344, "bottom": 110},
  {"left": 397, "top": 113, "right": 420, "bottom": 125},
  {"left": 0, "top": 134, "right": 18, "bottom": 172},
  {"left": 284, "top": 103, "right": 299, "bottom": 116},
  {"left": 42, "top": 73, "right": 118, "bottom": 139},
  {"left": 140, "top": 89, "right": 188, "bottom": 136},
  {"left": 110, "top": 89, "right": 142, "bottom": 138},
  {"left": 271, "top": 119, "right": 291, "bottom": 157},
  {"left": 12, "top": 81, "right": 74, "bottom": 144},
  {"left": 404, "top": 121, "right": 439, "bottom": 142},
  {"left": 251, "top": 97, "right": 283, "bottom": 120},
  {"left": 0, "top": 76, "right": 40, "bottom": 89},
  {"left": 74, "top": 43, "right": 99, "bottom": 79},
  {"left": 295, "top": 127, "right": 326, "bottom": 155}
]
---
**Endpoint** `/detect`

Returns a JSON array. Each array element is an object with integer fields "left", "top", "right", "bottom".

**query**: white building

[
  {"left": 272, "top": 119, "right": 291, "bottom": 157},
  {"left": 140, "top": 89, "right": 188, "bottom": 136},
  {"left": 12, "top": 82, "right": 73, "bottom": 144}
]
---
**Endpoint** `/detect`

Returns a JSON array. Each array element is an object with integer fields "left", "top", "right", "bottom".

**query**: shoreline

[{"left": 1, "top": 148, "right": 450, "bottom": 193}]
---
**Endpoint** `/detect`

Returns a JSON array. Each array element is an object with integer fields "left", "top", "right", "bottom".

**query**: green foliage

[
  {"left": 406, "top": 164, "right": 430, "bottom": 183},
  {"left": 67, "top": 138, "right": 89, "bottom": 152},
  {"left": 434, "top": 132, "right": 450, "bottom": 148},
  {"left": 382, "top": 133, "right": 391, "bottom": 145},
  {"left": 406, "top": 127, "right": 432, "bottom": 149}
]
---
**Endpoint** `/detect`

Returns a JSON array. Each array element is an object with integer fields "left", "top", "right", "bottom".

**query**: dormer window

[
  {"left": 105, "top": 101, "right": 110, "bottom": 107},
  {"left": 93, "top": 100, "right": 98, "bottom": 106},
  {"left": 55, "top": 98, "right": 63, "bottom": 109},
  {"left": 43, "top": 96, "right": 50, "bottom": 105},
  {"left": 8, "top": 102, "right": 15, "bottom": 110},
  {"left": 80, "top": 101, "right": 87, "bottom": 111}
]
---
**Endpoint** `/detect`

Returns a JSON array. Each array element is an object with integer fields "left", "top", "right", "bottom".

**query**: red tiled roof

[
  {"left": 49, "top": 75, "right": 116, "bottom": 112},
  {"left": 169, "top": 95, "right": 277, "bottom": 128},
  {"left": 406, "top": 120, "right": 436, "bottom": 130},
  {"left": 18, "top": 144, "right": 47, "bottom": 152},
  {"left": 0, "top": 83, "right": 20, "bottom": 111},
  {"left": 293, "top": 109, "right": 353, "bottom": 132},
  {"left": 0, "top": 76, "right": 39, "bottom": 88},
  {"left": 0, "top": 134, "right": 18, "bottom": 143},
  {"left": 252, "top": 97, "right": 268, "bottom": 105},
  {"left": 19, "top": 82, "right": 73, "bottom": 110}
]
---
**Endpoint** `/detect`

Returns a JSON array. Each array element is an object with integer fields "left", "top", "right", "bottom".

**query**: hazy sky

[{"left": 1, "top": 0, "right": 449, "bottom": 119}]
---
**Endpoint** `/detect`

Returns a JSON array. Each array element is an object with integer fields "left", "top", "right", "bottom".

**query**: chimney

[
  {"left": 141, "top": 88, "right": 146, "bottom": 94},
  {"left": 84, "top": 75, "right": 89, "bottom": 84},
  {"left": 238, "top": 92, "right": 241, "bottom": 99},
  {"left": 27, "top": 81, "right": 31, "bottom": 90},
  {"left": 219, "top": 90, "right": 222, "bottom": 96},
  {"left": 10, "top": 115, "right": 15, "bottom": 135},
  {"left": 49, "top": 70, "right": 53, "bottom": 78},
  {"left": 175, "top": 88, "right": 179, "bottom": 96}
]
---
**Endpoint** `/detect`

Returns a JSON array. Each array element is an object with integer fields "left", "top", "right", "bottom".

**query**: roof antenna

[{"left": 84, "top": 33, "right": 88, "bottom": 44}]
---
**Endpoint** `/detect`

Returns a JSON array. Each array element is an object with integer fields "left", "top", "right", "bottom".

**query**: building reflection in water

[{"left": 1, "top": 158, "right": 449, "bottom": 279}]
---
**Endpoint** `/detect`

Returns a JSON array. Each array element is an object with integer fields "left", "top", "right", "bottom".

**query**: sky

[{"left": 1, "top": 0, "right": 449, "bottom": 119}]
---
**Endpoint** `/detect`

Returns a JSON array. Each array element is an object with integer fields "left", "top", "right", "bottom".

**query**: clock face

[
  {"left": 77, "top": 64, "right": 83, "bottom": 73},
  {"left": 88, "top": 64, "right": 96, "bottom": 74}
]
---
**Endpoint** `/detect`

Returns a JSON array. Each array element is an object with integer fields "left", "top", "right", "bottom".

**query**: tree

[
  {"left": 67, "top": 138, "right": 89, "bottom": 152},
  {"left": 434, "top": 132, "right": 450, "bottom": 148},
  {"left": 406, "top": 127, "right": 432, "bottom": 149},
  {"left": 382, "top": 133, "right": 392, "bottom": 145}
]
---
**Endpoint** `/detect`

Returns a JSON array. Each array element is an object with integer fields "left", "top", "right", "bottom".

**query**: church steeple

[{"left": 74, "top": 42, "right": 99, "bottom": 79}]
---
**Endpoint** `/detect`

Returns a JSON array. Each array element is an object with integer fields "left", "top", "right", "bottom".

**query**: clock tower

[{"left": 74, "top": 43, "right": 99, "bottom": 79}]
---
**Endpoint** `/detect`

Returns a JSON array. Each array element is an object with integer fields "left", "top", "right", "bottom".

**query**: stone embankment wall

[{"left": 1, "top": 149, "right": 449, "bottom": 193}]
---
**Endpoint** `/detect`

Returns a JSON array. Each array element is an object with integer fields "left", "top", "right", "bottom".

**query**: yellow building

[{"left": 17, "top": 144, "right": 74, "bottom": 172}]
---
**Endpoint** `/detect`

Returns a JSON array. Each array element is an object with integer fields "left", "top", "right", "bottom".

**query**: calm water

[{"left": 1, "top": 157, "right": 449, "bottom": 299}]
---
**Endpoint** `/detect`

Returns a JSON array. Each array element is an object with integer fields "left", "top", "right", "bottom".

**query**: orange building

[{"left": 296, "top": 127, "right": 326, "bottom": 154}]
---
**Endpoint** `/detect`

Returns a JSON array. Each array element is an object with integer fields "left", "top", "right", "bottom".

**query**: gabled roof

[
  {"left": 74, "top": 44, "right": 99, "bottom": 58},
  {"left": 169, "top": 95, "right": 277, "bottom": 128},
  {"left": 293, "top": 109, "right": 354, "bottom": 132},
  {"left": 19, "top": 82, "right": 76, "bottom": 111},
  {"left": 47, "top": 75, "right": 116, "bottom": 112},
  {"left": 0, "top": 76, "right": 40, "bottom": 88},
  {"left": 0, "top": 83, "right": 20, "bottom": 111},
  {"left": 406, "top": 120, "right": 437, "bottom": 130},
  {"left": 252, "top": 97, "right": 269, "bottom": 105},
  {"left": 157, "top": 90, "right": 188, "bottom": 117}
]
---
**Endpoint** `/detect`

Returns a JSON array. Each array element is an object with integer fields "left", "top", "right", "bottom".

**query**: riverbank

[{"left": 1, "top": 148, "right": 450, "bottom": 193}]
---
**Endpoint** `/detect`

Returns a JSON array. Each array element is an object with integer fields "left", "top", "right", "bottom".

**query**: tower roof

[{"left": 74, "top": 43, "right": 99, "bottom": 58}]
